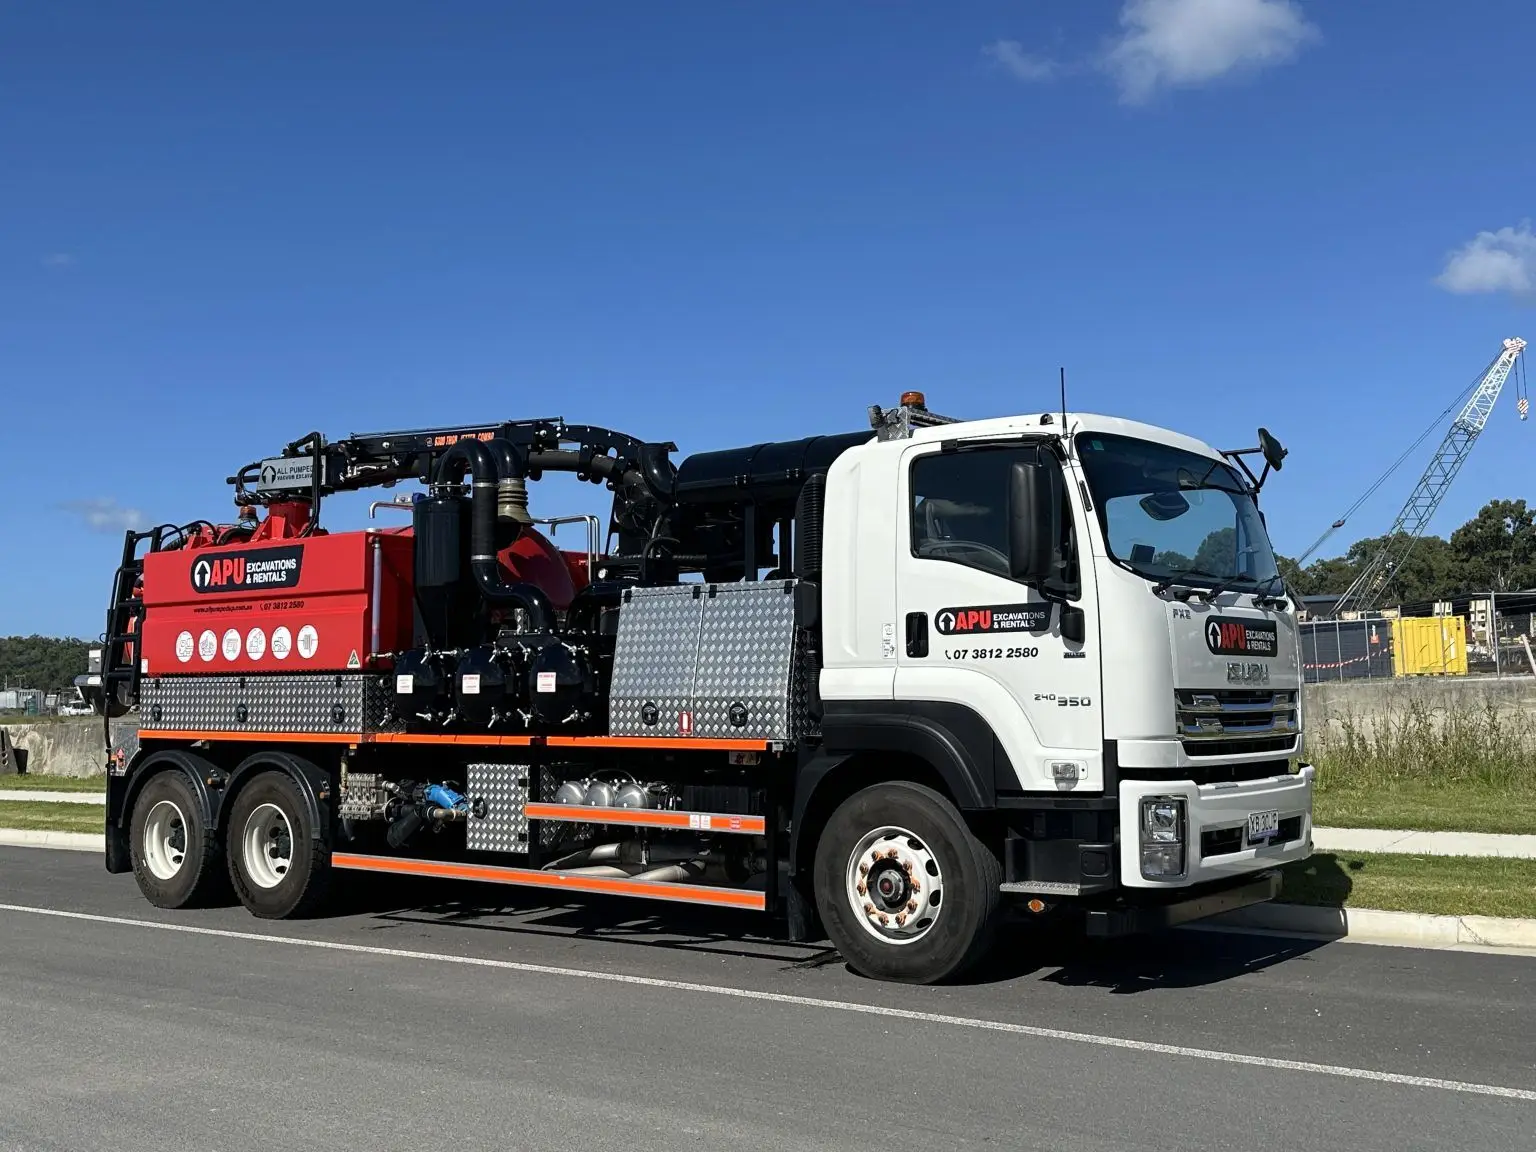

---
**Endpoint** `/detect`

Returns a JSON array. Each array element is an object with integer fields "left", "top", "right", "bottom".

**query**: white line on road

[{"left": 2, "top": 901, "right": 1533, "bottom": 1104}]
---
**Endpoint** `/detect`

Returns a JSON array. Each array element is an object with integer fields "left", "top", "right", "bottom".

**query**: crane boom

[{"left": 1329, "top": 337, "right": 1527, "bottom": 618}]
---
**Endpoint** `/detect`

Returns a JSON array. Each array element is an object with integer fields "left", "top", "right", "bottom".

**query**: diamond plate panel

[
  {"left": 466, "top": 762, "right": 530, "bottom": 853},
  {"left": 138, "top": 674, "right": 387, "bottom": 735},
  {"left": 608, "top": 585, "right": 704, "bottom": 737},
  {"left": 694, "top": 582, "right": 799, "bottom": 740}
]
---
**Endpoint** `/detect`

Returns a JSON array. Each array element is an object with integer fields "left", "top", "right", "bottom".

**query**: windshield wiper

[
  {"left": 1199, "top": 573, "right": 1287, "bottom": 604},
  {"left": 1197, "top": 574, "right": 1254, "bottom": 603},
  {"left": 1151, "top": 568, "right": 1217, "bottom": 596}
]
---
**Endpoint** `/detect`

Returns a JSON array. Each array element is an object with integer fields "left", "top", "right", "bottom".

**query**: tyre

[
  {"left": 128, "top": 770, "right": 225, "bottom": 908},
  {"left": 226, "top": 770, "right": 331, "bottom": 919},
  {"left": 812, "top": 780, "right": 1002, "bottom": 984}
]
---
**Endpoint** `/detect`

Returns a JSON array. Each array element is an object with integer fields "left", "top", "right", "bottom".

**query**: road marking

[{"left": 1, "top": 900, "right": 1532, "bottom": 1104}]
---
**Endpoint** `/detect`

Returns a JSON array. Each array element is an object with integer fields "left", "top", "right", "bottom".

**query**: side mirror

[
  {"left": 1008, "top": 459, "right": 1059, "bottom": 585},
  {"left": 1258, "top": 427, "right": 1286, "bottom": 473}
]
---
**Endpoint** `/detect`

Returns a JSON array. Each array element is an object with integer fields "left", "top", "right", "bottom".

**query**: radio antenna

[{"left": 1060, "top": 367, "right": 1069, "bottom": 449}]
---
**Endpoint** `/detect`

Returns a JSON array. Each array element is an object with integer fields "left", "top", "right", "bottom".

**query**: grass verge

[
  {"left": 1314, "top": 785, "right": 1536, "bottom": 836},
  {"left": 1279, "top": 851, "right": 1536, "bottom": 920},
  {"left": 0, "top": 801, "right": 102, "bottom": 835},
  {"left": 1309, "top": 693, "right": 1536, "bottom": 835},
  {"left": 0, "top": 774, "right": 107, "bottom": 793}
]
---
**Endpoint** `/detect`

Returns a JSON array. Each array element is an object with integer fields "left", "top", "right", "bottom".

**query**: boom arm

[
  {"left": 1330, "top": 337, "right": 1526, "bottom": 618},
  {"left": 228, "top": 418, "right": 679, "bottom": 555}
]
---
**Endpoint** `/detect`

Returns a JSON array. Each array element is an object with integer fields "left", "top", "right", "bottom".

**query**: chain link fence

[{"left": 1299, "top": 590, "right": 1536, "bottom": 682}]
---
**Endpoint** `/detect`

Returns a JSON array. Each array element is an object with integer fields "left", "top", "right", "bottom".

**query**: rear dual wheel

[
  {"left": 226, "top": 771, "right": 331, "bottom": 919},
  {"left": 129, "top": 771, "right": 226, "bottom": 908},
  {"left": 813, "top": 781, "right": 1002, "bottom": 984}
]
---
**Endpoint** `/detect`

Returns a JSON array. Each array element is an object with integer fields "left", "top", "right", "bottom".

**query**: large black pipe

[
  {"left": 433, "top": 439, "right": 553, "bottom": 632},
  {"left": 486, "top": 438, "right": 533, "bottom": 527}
]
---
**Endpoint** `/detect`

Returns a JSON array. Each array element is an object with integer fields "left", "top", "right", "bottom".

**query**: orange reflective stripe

[
  {"left": 138, "top": 730, "right": 772, "bottom": 752},
  {"left": 330, "top": 852, "right": 766, "bottom": 910}
]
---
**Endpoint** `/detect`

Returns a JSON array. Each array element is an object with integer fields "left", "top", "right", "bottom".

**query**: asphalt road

[{"left": 1, "top": 846, "right": 1532, "bottom": 1151}]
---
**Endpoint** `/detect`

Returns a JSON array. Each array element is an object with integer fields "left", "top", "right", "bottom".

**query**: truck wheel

[
  {"left": 226, "top": 770, "right": 331, "bottom": 919},
  {"left": 812, "top": 780, "right": 1001, "bottom": 984},
  {"left": 129, "top": 771, "right": 224, "bottom": 908}
]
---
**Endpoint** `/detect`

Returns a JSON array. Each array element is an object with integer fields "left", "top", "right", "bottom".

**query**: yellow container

[{"left": 1391, "top": 616, "right": 1469, "bottom": 676}]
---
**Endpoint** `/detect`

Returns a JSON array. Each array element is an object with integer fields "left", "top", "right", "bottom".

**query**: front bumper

[
  {"left": 1085, "top": 870, "right": 1282, "bottom": 937},
  {"left": 1118, "top": 763, "right": 1314, "bottom": 889}
]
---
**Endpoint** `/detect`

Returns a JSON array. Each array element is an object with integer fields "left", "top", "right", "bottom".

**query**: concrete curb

[
  {"left": 1202, "top": 902, "right": 1536, "bottom": 952},
  {"left": 0, "top": 829, "right": 105, "bottom": 853},
  {"left": 0, "top": 791, "right": 105, "bottom": 805}
]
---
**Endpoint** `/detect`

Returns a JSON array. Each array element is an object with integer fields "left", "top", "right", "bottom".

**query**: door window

[{"left": 910, "top": 447, "right": 1076, "bottom": 591}]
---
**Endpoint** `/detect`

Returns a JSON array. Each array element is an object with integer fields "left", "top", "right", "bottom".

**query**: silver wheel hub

[
  {"left": 242, "top": 803, "right": 294, "bottom": 890},
  {"left": 142, "top": 799, "right": 189, "bottom": 881},
  {"left": 845, "top": 825, "right": 943, "bottom": 945}
]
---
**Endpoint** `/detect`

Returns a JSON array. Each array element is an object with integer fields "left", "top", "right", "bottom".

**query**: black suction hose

[{"left": 433, "top": 439, "right": 553, "bottom": 632}]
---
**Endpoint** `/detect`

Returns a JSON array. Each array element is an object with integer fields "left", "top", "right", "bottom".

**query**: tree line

[
  {"left": 0, "top": 636, "right": 92, "bottom": 695},
  {"left": 1277, "top": 498, "right": 1536, "bottom": 606}
]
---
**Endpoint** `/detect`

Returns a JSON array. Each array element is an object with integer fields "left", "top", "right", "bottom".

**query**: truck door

[{"left": 893, "top": 441, "right": 1104, "bottom": 793}]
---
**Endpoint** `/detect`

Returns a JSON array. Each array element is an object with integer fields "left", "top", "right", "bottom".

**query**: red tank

[
  {"left": 497, "top": 530, "right": 583, "bottom": 610},
  {"left": 139, "top": 519, "right": 592, "bottom": 677}
]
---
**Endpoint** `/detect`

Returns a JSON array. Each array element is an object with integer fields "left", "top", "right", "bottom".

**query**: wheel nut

[
  {"left": 878, "top": 913, "right": 889, "bottom": 926},
  {"left": 857, "top": 882, "right": 867, "bottom": 896},
  {"left": 896, "top": 914, "right": 908, "bottom": 927},
  {"left": 864, "top": 902, "right": 877, "bottom": 917},
  {"left": 906, "top": 899, "right": 918, "bottom": 913},
  {"left": 859, "top": 862, "right": 870, "bottom": 877}
]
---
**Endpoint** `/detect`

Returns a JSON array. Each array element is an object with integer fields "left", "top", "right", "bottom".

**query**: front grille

[
  {"left": 1200, "top": 827, "right": 1244, "bottom": 858},
  {"left": 1177, "top": 688, "right": 1298, "bottom": 755},
  {"left": 1184, "top": 735, "right": 1299, "bottom": 758},
  {"left": 1200, "top": 814, "right": 1304, "bottom": 859}
]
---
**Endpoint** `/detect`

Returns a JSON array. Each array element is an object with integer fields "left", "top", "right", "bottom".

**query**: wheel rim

[
  {"left": 242, "top": 803, "right": 294, "bottom": 890},
  {"left": 845, "top": 824, "right": 943, "bottom": 945},
  {"left": 142, "top": 800, "right": 189, "bottom": 881}
]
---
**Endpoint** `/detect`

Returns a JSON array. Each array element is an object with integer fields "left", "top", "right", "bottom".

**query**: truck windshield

[{"left": 1075, "top": 432, "right": 1280, "bottom": 589}]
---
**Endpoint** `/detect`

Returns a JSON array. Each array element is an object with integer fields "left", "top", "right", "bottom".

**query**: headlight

[{"left": 1140, "top": 796, "right": 1186, "bottom": 879}]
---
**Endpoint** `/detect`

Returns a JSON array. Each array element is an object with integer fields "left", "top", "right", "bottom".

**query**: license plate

[{"left": 1247, "top": 809, "right": 1280, "bottom": 843}]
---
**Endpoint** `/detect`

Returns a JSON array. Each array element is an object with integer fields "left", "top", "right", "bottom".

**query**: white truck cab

[{"left": 812, "top": 398, "right": 1312, "bottom": 953}]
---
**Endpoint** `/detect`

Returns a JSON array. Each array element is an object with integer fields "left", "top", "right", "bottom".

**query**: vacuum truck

[{"left": 99, "top": 393, "right": 1313, "bottom": 983}]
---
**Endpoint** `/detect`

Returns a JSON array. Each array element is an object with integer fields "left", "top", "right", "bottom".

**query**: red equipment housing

[{"left": 137, "top": 521, "right": 588, "bottom": 677}]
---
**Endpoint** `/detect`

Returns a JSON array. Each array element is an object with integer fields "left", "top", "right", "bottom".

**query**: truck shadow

[{"left": 326, "top": 855, "right": 1355, "bottom": 992}]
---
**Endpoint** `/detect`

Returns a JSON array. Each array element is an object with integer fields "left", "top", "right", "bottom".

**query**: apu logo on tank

[{"left": 190, "top": 545, "right": 304, "bottom": 594}]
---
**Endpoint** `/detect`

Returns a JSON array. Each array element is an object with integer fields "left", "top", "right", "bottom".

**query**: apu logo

[
  {"left": 935, "top": 603, "right": 1051, "bottom": 636},
  {"left": 1204, "top": 616, "right": 1278, "bottom": 657},
  {"left": 939, "top": 609, "right": 991, "bottom": 633},
  {"left": 190, "top": 545, "right": 303, "bottom": 594}
]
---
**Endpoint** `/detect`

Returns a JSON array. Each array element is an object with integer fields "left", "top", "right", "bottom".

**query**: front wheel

[
  {"left": 812, "top": 780, "right": 1002, "bottom": 984},
  {"left": 227, "top": 770, "right": 331, "bottom": 919}
]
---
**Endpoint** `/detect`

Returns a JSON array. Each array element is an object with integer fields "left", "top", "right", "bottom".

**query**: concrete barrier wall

[
  {"left": 0, "top": 718, "right": 139, "bottom": 778},
  {"left": 1304, "top": 674, "right": 1536, "bottom": 747}
]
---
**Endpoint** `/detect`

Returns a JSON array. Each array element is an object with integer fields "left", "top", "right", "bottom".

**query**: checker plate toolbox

[{"left": 608, "top": 579, "right": 812, "bottom": 743}]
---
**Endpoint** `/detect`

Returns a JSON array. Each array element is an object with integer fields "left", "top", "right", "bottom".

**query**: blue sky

[{"left": 4, "top": 0, "right": 1535, "bottom": 637}]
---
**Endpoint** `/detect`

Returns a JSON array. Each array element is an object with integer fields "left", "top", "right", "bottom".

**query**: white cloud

[
  {"left": 1435, "top": 224, "right": 1536, "bottom": 300},
  {"left": 984, "top": 39, "right": 1062, "bottom": 83},
  {"left": 1103, "top": 0, "right": 1318, "bottom": 104},
  {"left": 41, "top": 253, "right": 75, "bottom": 269},
  {"left": 61, "top": 498, "right": 145, "bottom": 534}
]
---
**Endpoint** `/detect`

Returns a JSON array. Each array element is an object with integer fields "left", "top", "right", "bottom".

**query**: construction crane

[{"left": 1324, "top": 337, "right": 1527, "bottom": 619}]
